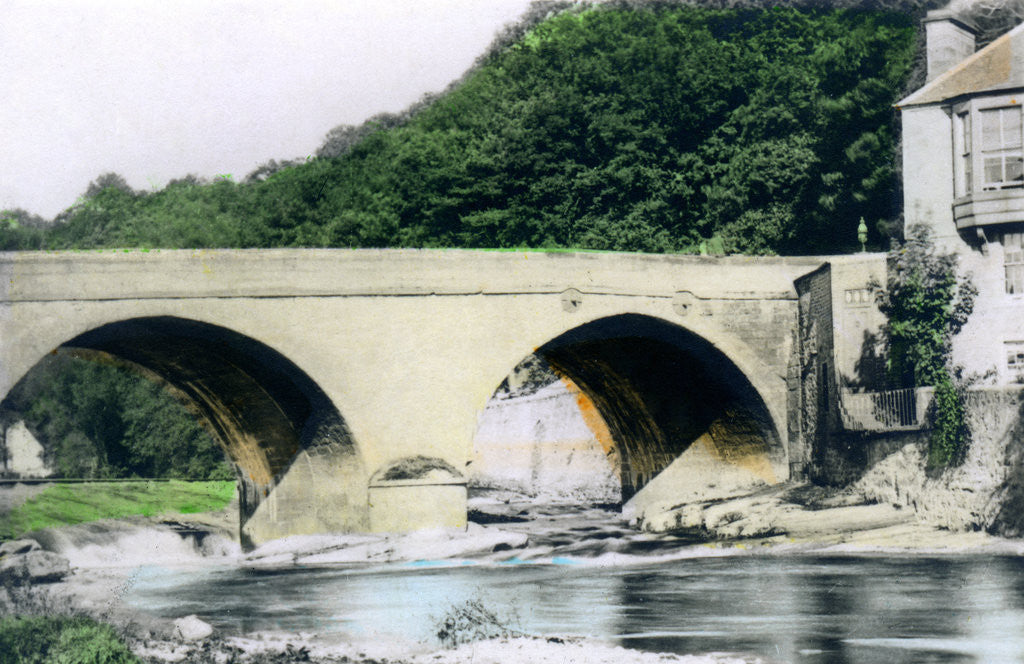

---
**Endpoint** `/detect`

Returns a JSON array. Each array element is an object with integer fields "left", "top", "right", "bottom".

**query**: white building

[{"left": 898, "top": 10, "right": 1024, "bottom": 384}]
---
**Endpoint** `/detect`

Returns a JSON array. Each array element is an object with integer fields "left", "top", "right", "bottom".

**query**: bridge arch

[
  {"left": 4, "top": 316, "right": 367, "bottom": 546},
  {"left": 474, "top": 313, "right": 785, "bottom": 508}
]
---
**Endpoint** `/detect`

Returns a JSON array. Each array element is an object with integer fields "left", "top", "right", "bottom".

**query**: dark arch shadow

[
  {"left": 45, "top": 316, "right": 362, "bottom": 545},
  {"left": 536, "top": 314, "right": 782, "bottom": 501}
]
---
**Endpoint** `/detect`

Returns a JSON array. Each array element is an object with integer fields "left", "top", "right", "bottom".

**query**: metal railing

[{"left": 839, "top": 387, "right": 933, "bottom": 432}]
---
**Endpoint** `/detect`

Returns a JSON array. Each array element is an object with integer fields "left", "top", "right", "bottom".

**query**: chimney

[{"left": 924, "top": 9, "right": 978, "bottom": 82}]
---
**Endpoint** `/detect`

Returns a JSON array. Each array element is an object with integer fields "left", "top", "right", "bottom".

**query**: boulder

[
  {"left": 0, "top": 538, "right": 41, "bottom": 557},
  {"left": 0, "top": 550, "right": 70, "bottom": 583},
  {"left": 173, "top": 615, "right": 214, "bottom": 641}
]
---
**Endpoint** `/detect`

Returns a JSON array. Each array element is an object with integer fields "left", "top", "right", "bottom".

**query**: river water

[{"left": 89, "top": 504, "right": 1024, "bottom": 664}]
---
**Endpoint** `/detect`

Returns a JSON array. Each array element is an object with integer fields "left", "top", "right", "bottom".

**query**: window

[
  {"left": 1006, "top": 341, "right": 1024, "bottom": 380},
  {"left": 1006, "top": 232, "right": 1024, "bottom": 294},
  {"left": 844, "top": 288, "right": 873, "bottom": 307},
  {"left": 981, "top": 106, "right": 1023, "bottom": 190},
  {"left": 958, "top": 111, "right": 972, "bottom": 195}
]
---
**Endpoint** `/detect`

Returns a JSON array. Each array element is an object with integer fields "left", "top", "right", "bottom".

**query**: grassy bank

[
  {"left": 0, "top": 615, "right": 139, "bottom": 663},
  {"left": 0, "top": 480, "right": 235, "bottom": 540}
]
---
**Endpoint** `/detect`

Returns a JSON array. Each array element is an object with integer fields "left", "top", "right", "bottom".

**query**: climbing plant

[{"left": 873, "top": 225, "right": 976, "bottom": 466}]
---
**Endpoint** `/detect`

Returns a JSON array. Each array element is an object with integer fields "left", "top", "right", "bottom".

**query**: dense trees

[
  {"left": 1, "top": 353, "right": 232, "bottom": 480},
  {"left": 18, "top": 4, "right": 923, "bottom": 255}
]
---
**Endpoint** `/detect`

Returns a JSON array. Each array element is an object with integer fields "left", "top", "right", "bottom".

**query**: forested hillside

[{"left": 3, "top": 4, "right": 919, "bottom": 255}]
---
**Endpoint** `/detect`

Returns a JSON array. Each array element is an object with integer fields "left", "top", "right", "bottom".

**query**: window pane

[
  {"left": 1006, "top": 233, "right": 1024, "bottom": 294},
  {"left": 1008, "top": 156, "right": 1024, "bottom": 183},
  {"left": 963, "top": 113, "right": 972, "bottom": 153},
  {"left": 1006, "top": 107, "right": 1023, "bottom": 148},
  {"left": 1009, "top": 266, "right": 1024, "bottom": 294},
  {"left": 982, "top": 109, "right": 1001, "bottom": 149},
  {"left": 985, "top": 157, "right": 1003, "bottom": 183}
]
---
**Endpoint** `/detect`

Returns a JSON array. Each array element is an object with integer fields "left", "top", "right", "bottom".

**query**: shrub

[
  {"left": 434, "top": 598, "right": 522, "bottom": 648},
  {"left": 0, "top": 615, "right": 138, "bottom": 663},
  {"left": 929, "top": 374, "right": 969, "bottom": 468}
]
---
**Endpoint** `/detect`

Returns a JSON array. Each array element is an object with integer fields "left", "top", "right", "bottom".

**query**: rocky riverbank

[{"left": 5, "top": 475, "right": 1024, "bottom": 664}]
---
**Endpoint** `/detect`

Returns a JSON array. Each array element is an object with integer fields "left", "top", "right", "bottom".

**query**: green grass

[
  {"left": 0, "top": 480, "right": 235, "bottom": 540},
  {"left": 0, "top": 615, "right": 139, "bottom": 663}
]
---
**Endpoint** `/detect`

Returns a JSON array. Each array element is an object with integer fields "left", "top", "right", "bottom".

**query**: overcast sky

[{"left": 1, "top": 0, "right": 535, "bottom": 219}]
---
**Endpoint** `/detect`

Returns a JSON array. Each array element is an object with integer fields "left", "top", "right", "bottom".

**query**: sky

[{"left": 0, "top": 0, "right": 536, "bottom": 219}]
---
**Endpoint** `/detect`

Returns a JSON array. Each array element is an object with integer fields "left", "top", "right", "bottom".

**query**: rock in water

[
  {"left": 173, "top": 615, "right": 214, "bottom": 641},
  {"left": 0, "top": 549, "right": 70, "bottom": 583}
]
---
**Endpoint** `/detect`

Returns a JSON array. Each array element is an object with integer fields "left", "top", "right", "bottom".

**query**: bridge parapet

[{"left": 1, "top": 248, "right": 819, "bottom": 302}]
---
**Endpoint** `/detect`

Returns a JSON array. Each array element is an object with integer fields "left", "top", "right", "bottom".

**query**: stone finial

[{"left": 924, "top": 9, "right": 979, "bottom": 82}]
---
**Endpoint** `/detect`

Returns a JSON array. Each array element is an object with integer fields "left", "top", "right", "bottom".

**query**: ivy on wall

[{"left": 873, "top": 226, "right": 976, "bottom": 467}]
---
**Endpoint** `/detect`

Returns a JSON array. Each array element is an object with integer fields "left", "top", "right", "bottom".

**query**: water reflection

[{"left": 126, "top": 554, "right": 1024, "bottom": 663}]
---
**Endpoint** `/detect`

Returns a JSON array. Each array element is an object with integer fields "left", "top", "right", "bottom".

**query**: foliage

[
  {"left": 21, "top": 5, "right": 919, "bottom": 255},
  {"left": 2, "top": 353, "right": 233, "bottom": 480},
  {"left": 874, "top": 226, "right": 976, "bottom": 466},
  {"left": 0, "top": 615, "right": 138, "bottom": 664},
  {"left": 434, "top": 598, "right": 522, "bottom": 648},
  {"left": 0, "top": 209, "right": 49, "bottom": 250},
  {"left": 929, "top": 373, "right": 968, "bottom": 467},
  {"left": 0, "top": 480, "right": 235, "bottom": 539},
  {"left": 874, "top": 226, "right": 975, "bottom": 388}
]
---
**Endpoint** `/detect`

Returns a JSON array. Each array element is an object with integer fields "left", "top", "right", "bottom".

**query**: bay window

[{"left": 952, "top": 97, "right": 1024, "bottom": 233}]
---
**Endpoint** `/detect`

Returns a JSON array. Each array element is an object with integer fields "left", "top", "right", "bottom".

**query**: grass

[
  {"left": 0, "top": 615, "right": 139, "bottom": 663},
  {"left": 0, "top": 480, "right": 235, "bottom": 540}
]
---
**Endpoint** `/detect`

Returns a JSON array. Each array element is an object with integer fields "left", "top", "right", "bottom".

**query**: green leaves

[
  {"left": 3, "top": 353, "right": 231, "bottom": 480},
  {"left": 877, "top": 227, "right": 977, "bottom": 389},
  {"left": 33, "top": 5, "right": 916, "bottom": 256},
  {"left": 874, "top": 226, "right": 977, "bottom": 467}
]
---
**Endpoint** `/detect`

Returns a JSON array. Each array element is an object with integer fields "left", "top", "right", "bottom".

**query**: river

[{"left": 80, "top": 504, "right": 1024, "bottom": 664}]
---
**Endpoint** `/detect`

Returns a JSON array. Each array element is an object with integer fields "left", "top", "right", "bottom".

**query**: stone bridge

[{"left": 0, "top": 249, "right": 862, "bottom": 546}]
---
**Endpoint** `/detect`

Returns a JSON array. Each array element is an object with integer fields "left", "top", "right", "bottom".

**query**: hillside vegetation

[
  {"left": 2, "top": 5, "right": 918, "bottom": 255},
  {"left": 1, "top": 353, "right": 231, "bottom": 480}
]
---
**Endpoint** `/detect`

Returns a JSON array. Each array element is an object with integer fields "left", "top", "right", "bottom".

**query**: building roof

[{"left": 898, "top": 21, "right": 1024, "bottom": 108}]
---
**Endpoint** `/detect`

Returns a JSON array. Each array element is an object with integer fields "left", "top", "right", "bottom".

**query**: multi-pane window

[
  {"left": 981, "top": 106, "right": 1024, "bottom": 190},
  {"left": 1006, "top": 232, "right": 1024, "bottom": 294}
]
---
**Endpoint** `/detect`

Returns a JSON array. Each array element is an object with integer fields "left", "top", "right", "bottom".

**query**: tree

[
  {"left": 875, "top": 226, "right": 975, "bottom": 388},
  {"left": 83, "top": 172, "right": 136, "bottom": 198},
  {"left": 873, "top": 226, "right": 976, "bottom": 466},
  {"left": 0, "top": 209, "right": 48, "bottom": 250}
]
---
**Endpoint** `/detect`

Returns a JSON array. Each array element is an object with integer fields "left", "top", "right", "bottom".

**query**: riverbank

[
  {"left": 6, "top": 480, "right": 1024, "bottom": 663},
  {"left": 478, "top": 482, "right": 1024, "bottom": 556}
]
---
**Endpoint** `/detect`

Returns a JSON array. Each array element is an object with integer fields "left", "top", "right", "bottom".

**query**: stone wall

[
  {"left": 854, "top": 387, "right": 1024, "bottom": 532},
  {"left": 470, "top": 378, "right": 620, "bottom": 504}
]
